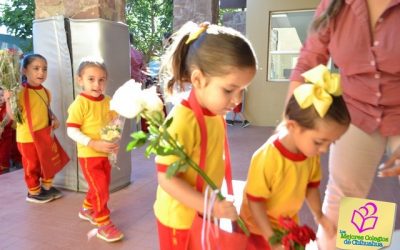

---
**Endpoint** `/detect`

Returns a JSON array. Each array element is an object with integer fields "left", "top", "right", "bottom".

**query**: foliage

[
  {"left": 125, "top": 0, "right": 173, "bottom": 62},
  {"left": 0, "top": 0, "right": 34, "bottom": 51},
  {"left": 0, "top": 49, "right": 24, "bottom": 123}
]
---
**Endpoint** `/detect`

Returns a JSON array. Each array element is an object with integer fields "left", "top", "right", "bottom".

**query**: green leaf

[
  {"left": 126, "top": 131, "right": 148, "bottom": 151},
  {"left": 131, "top": 130, "right": 148, "bottom": 140},
  {"left": 155, "top": 146, "right": 175, "bottom": 156},
  {"left": 145, "top": 144, "right": 157, "bottom": 157},
  {"left": 269, "top": 229, "right": 284, "bottom": 245},
  {"left": 148, "top": 124, "right": 160, "bottom": 135},
  {"left": 166, "top": 160, "right": 184, "bottom": 178},
  {"left": 164, "top": 117, "right": 173, "bottom": 128}
]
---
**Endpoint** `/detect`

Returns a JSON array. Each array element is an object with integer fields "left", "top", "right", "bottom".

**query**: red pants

[
  {"left": 79, "top": 157, "right": 111, "bottom": 225},
  {"left": 157, "top": 219, "right": 190, "bottom": 250},
  {"left": 17, "top": 142, "right": 54, "bottom": 189}
]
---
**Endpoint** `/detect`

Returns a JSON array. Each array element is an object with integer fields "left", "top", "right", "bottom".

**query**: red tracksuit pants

[
  {"left": 79, "top": 157, "right": 111, "bottom": 225},
  {"left": 17, "top": 142, "right": 54, "bottom": 190}
]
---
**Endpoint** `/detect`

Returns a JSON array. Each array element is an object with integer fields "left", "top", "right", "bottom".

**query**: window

[{"left": 268, "top": 10, "right": 315, "bottom": 82}]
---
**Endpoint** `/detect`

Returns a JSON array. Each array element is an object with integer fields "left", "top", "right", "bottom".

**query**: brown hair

[
  {"left": 311, "top": 0, "right": 344, "bottom": 32},
  {"left": 76, "top": 57, "right": 108, "bottom": 78},
  {"left": 285, "top": 93, "right": 350, "bottom": 129},
  {"left": 160, "top": 22, "right": 257, "bottom": 94}
]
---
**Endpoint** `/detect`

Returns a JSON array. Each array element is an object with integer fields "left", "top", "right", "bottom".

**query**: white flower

[
  {"left": 110, "top": 79, "right": 164, "bottom": 119},
  {"left": 142, "top": 86, "right": 164, "bottom": 113},
  {"left": 110, "top": 80, "right": 144, "bottom": 118}
]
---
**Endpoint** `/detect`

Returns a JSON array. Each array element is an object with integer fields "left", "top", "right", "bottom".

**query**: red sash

[
  {"left": 185, "top": 90, "right": 248, "bottom": 250},
  {"left": 23, "top": 86, "right": 69, "bottom": 178}
]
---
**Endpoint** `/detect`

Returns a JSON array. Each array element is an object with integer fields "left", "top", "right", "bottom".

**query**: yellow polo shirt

[
  {"left": 240, "top": 135, "right": 321, "bottom": 235},
  {"left": 66, "top": 93, "right": 116, "bottom": 158},
  {"left": 154, "top": 100, "right": 225, "bottom": 229}
]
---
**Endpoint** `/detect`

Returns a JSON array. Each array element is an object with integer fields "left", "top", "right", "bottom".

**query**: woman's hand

[{"left": 377, "top": 146, "right": 400, "bottom": 177}]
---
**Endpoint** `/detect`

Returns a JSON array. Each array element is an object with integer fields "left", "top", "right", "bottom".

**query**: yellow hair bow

[
  {"left": 293, "top": 64, "right": 342, "bottom": 118},
  {"left": 185, "top": 22, "right": 209, "bottom": 44}
]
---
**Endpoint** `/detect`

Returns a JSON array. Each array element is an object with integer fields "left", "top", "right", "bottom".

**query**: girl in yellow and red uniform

[
  {"left": 240, "top": 66, "right": 351, "bottom": 250},
  {"left": 4, "top": 54, "right": 62, "bottom": 203},
  {"left": 66, "top": 57, "right": 123, "bottom": 243},
  {"left": 154, "top": 22, "right": 257, "bottom": 250}
]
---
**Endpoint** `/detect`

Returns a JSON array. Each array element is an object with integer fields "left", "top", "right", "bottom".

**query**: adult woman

[{"left": 287, "top": 0, "right": 400, "bottom": 249}]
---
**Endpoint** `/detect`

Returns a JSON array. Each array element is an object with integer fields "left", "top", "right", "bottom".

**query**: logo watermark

[{"left": 336, "top": 197, "right": 396, "bottom": 249}]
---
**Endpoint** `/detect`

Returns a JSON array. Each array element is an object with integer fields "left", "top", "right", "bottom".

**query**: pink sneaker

[
  {"left": 78, "top": 208, "right": 96, "bottom": 225},
  {"left": 97, "top": 223, "right": 124, "bottom": 242}
]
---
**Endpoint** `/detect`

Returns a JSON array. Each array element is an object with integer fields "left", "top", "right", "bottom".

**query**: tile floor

[{"left": 0, "top": 125, "right": 399, "bottom": 249}]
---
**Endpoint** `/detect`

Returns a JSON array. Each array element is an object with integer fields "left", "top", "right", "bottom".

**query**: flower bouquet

[
  {"left": 110, "top": 80, "right": 249, "bottom": 236},
  {"left": 100, "top": 116, "right": 125, "bottom": 165},
  {"left": 0, "top": 48, "right": 23, "bottom": 124},
  {"left": 269, "top": 216, "right": 316, "bottom": 250}
]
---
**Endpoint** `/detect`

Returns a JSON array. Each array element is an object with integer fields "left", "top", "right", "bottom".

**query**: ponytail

[{"left": 166, "top": 33, "right": 191, "bottom": 94}]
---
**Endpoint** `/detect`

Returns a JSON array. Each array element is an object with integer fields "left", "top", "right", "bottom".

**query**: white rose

[
  {"left": 142, "top": 86, "right": 164, "bottom": 113},
  {"left": 110, "top": 79, "right": 145, "bottom": 118}
]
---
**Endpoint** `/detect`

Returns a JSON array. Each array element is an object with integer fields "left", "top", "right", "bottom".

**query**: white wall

[{"left": 245, "top": 0, "right": 320, "bottom": 126}]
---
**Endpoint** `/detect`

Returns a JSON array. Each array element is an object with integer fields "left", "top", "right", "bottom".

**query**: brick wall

[
  {"left": 222, "top": 11, "right": 246, "bottom": 34},
  {"left": 173, "top": 0, "right": 218, "bottom": 30},
  {"left": 34, "top": 0, "right": 126, "bottom": 21}
]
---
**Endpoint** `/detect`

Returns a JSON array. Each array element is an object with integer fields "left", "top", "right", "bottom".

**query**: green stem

[{"left": 143, "top": 112, "right": 250, "bottom": 236}]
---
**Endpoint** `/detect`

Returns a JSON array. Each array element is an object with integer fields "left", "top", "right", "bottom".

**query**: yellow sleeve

[
  {"left": 66, "top": 97, "right": 84, "bottom": 126},
  {"left": 245, "top": 142, "right": 275, "bottom": 200}
]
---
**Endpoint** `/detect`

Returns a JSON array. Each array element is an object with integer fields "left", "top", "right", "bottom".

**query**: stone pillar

[
  {"left": 35, "top": 0, "right": 126, "bottom": 22},
  {"left": 173, "top": 0, "right": 219, "bottom": 30},
  {"left": 222, "top": 11, "right": 246, "bottom": 34}
]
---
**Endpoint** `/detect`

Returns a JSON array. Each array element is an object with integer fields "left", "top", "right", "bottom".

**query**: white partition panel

[{"left": 33, "top": 16, "right": 132, "bottom": 192}]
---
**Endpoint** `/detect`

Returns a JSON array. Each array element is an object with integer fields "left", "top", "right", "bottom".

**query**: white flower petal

[
  {"left": 110, "top": 79, "right": 144, "bottom": 118},
  {"left": 142, "top": 86, "right": 164, "bottom": 113}
]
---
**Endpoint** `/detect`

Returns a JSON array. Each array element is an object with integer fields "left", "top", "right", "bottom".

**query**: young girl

[
  {"left": 4, "top": 54, "right": 62, "bottom": 203},
  {"left": 240, "top": 66, "right": 351, "bottom": 250},
  {"left": 154, "top": 22, "right": 257, "bottom": 249},
  {"left": 66, "top": 57, "right": 123, "bottom": 243}
]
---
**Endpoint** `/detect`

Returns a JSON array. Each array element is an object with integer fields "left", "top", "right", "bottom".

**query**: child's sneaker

[
  {"left": 226, "top": 120, "right": 234, "bottom": 126},
  {"left": 45, "top": 187, "right": 63, "bottom": 199},
  {"left": 241, "top": 120, "right": 250, "bottom": 128},
  {"left": 78, "top": 208, "right": 96, "bottom": 225},
  {"left": 26, "top": 189, "right": 54, "bottom": 204},
  {"left": 97, "top": 223, "right": 124, "bottom": 243}
]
